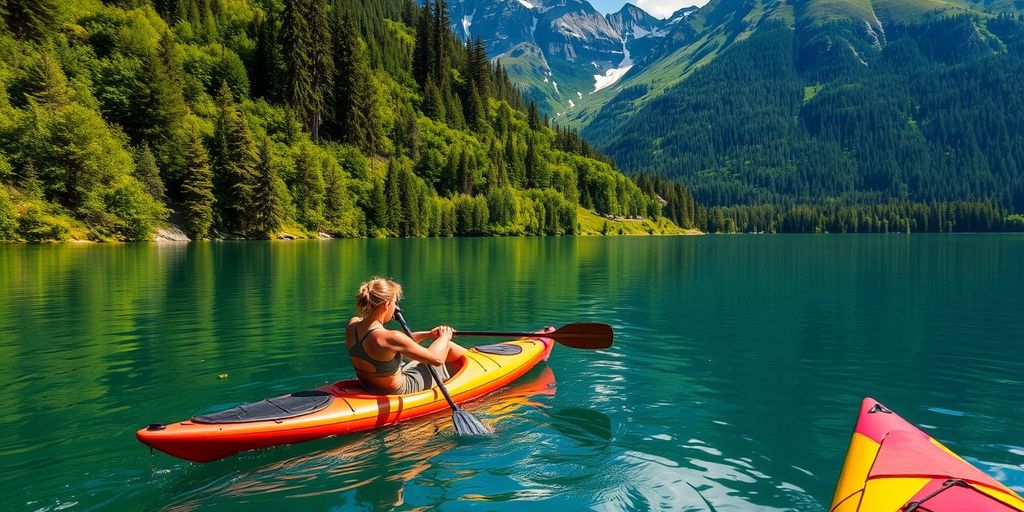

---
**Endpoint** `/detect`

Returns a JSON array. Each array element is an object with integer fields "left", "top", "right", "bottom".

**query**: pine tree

[
  {"left": 331, "top": 2, "right": 379, "bottom": 153},
  {"left": 525, "top": 135, "right": 538, "bottom": 188},
  {"left": 368, "top": 179, "right": 388, "bottom": 231},
  {"left": 323, "top": 157, "right": 353, "bottom": 233},
  {"left": 292, "top": 142, "right": 325, "bottom": 230},
  {"left": 384, "top": 158, "right": 402, "bottom": 233},
  {"left": 3, "top": 0, "right": 58, "bottom": 42},
  {"left": 422, "top": 79, "right": 445, "bottom": 122},
  {"left": 212, "top": 82, "right": 257, "bottom": 233},
  {"left": 307, "top": 0, "right": 334, "bottom": 142},
  {"left": 431, "top": 0, "right": 452, "bottom": 91},
  {"left": 26, "top": 50, "right": 70, "bottom": 110},
  {"left": 253, "top": 9, "right": 283, "bottom": 100},
  {"left": 527, "top": 101, "right": 541, "bottom": 131},
  {"left": 412, "top": 0, "right": 434, "bottom": 87},
  {"left": 139, "top": 31, "right": 190, "bottom": 193},
  {"left": 251, "top": 137, "right": 284, "bottom": 237},
  {"left": 133, "top": 144, "right": 165, "bottom": 200},
  {"left": 282, "top": 0, "right": 315, "bottom": 138},
  {"left": 0, "top": 185, "right": 18, "bottom": 240},
  {"left": 180, "top": 125, "right": 216, "bottom": 239}
]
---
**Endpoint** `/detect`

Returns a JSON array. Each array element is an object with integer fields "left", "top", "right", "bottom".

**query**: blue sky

[{"left": 589, "top": 0, "right": 709, "bottom": 19}]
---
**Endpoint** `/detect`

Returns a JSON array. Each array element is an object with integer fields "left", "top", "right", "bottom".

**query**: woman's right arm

[{"left": 379, "top": 327, "right": 453, "bottom": 366}]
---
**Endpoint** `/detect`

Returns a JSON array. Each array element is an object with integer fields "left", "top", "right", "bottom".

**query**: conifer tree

[
  {"left": 292, "top": 142, "right": 325, "bottom": 230},
  {"left": 180, "top": 125, "right": 216, "bottom": 239},
  {"left": 527, "top": 101, "right": 541, "bottom": 131},
  {"left": 384, "top": 158, "right": 402, "bottom": 233},
  {"left": 368, "top": 180, "right": 388, "bottom": 231},
  {"left": 253, "top": 9, "right": 283, "bottom": 101},
  {"left": 2, "top": 0, "right": 57, "bottom": 42},
  {"left": 422, "top": 79, "right": 446, "bottom": 122},
  {"left": 412, "top": 0, "right": 434, "bottom": 87},
  {"left": 332, "top": 2, "right": 379, "bottom": 153},
  {"left": 323, "top": 157, "right": 353, "bottom": 233},
  {"left": 212, "top": 82, "right": 257, "bottom": 233},
  {"left": 0, "top": 186, "right": 17, "bottom": 240},
  {"left": 307, "top": 0, "right": 334, "bottom": 142},
  {"left": 525, "top": 135, "right": 538, "bottom": 188},
  {"left": 133, "top": 144, "right": 165, "bottom": 201},
  {"left": 282, "top": 0, "right": 319, "bottom": 139},
  {"left": 431, "top": 0, "right": 452, "bottom": 91},
  {"left": 26, "top": 50, "right": 70, "bottom": 110},
  {"left": 252, "top": 137, "right": 284, "bottom": 237},
  {"left": 139, "top": 32, "right": 189, "bottom": 192}
]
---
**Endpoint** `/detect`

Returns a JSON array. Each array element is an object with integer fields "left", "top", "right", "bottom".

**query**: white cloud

[{"left": 634, "top": 0, "right": 708, "bottom": 19}]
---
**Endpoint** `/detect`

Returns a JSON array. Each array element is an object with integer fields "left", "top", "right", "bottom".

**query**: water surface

[{"left": 2, "top": 235, "right": 1023, "bottom": 511}]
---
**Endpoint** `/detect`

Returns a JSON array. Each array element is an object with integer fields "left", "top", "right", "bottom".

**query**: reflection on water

[{"left": 2, "top": 235, "right": 1023, "bottom": 511}]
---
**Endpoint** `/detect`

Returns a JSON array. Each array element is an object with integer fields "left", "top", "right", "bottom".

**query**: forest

[{"left": 0, "top": 0, "right": 691, "bottom": 242}]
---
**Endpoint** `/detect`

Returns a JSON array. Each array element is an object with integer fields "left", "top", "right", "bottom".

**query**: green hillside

[{"left": 0, "top": 0, "right": 698, "bottom": 242}]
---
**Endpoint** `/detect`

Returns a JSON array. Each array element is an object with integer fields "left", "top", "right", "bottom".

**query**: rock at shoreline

[{"left": 155, "top": 224, "right": 190, "bottom": 242}]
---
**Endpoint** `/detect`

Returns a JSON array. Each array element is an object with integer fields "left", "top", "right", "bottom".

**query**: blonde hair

[{"left": 355, "top": 277, "right": 403, "bottom": 317}]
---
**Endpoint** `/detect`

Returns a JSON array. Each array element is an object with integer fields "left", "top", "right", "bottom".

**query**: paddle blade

[
  {"left": 548, "top": 323, "right": 613, "bottom": 349},
  {"left": 452, "top": 409, "right": 493, "bottom": 436}
]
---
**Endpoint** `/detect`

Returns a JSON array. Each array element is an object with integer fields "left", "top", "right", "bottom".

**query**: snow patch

[
  {"left": 558, "top": 22, "right": 582, "bottom": 39},
  {"left": 552, "top": 80, "right": 559, "bottom": 94},
  {"left": 594, "top": 66, "right": 633, "bottom": 92},
  {"left": 594, "top": 38, "right": 633, "bottom": 92},
  {"left": 631, "top": 25, "right": 667, "bottom": 39},
  {"left": 518, "top": 0, "right": 534, "bottom": 8},
  {"left": 568, "top": 99, "right": 575, "bottom": 108},
  {"left": 577, "top": 91, "right": 583, "bottom": 99}
]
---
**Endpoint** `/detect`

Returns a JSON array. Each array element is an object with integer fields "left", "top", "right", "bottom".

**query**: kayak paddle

[
  {"left": 393, "top": 309, "right": 493, "bottom": 437},
  {"left": 455, "top": 323, "right": 613, "bottom": 350}
]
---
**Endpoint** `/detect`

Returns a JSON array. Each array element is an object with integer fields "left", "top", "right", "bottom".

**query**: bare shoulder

[
  {"left": 347, "top": 317, "right": 361, "bottom": 326},
  {"left": 375, "top": 327, "right": 414, "bottom": 348}
]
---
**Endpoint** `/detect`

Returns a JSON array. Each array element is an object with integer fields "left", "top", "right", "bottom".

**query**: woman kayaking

[{"left": 347, "top": 277, "right": 467, "bottom": 395}]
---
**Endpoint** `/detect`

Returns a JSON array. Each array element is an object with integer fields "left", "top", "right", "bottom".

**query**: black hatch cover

[{"left": 193, "top": 390, "right": 333, "bottom": 424}]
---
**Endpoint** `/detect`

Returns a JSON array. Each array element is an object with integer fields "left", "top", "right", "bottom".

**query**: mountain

[
  {"left": 447, "top": 0, "right": 680, "bottom": 116},
  {"left": 577, "top": 0, "right": 1024, "bottom": 212}
]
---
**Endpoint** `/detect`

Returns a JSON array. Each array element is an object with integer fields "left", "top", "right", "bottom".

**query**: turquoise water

[{"left": 2, "top": 235, "right": 1023, "bottom": 511}]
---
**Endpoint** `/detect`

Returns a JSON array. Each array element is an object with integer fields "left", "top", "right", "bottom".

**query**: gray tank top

[{"left": 348, "top": 325, "right": 402, "bottom": 375}]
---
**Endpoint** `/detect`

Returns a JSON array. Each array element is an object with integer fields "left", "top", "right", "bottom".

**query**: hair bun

[{"left": 355, "top": 277, "right": 403, "bottom": 317}]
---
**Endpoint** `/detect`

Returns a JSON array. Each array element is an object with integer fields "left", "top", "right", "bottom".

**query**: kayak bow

[{"left": 831, "top": 397, "right": 1024, "bottom": 512}]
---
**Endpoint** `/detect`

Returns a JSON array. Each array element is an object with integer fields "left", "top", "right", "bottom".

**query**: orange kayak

[
  {"left": 831, "top": 397, "right": 1024, "bottom": 511},
  {"left": 137, "top": 334, "right": 554, "bottom": 462}
]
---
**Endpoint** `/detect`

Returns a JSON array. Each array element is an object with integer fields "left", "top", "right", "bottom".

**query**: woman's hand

[
  {"left": 430, "top": 327, "right": 454, "bottom": 339},
  {"left": 433, "top": 325, "right": 454, "bottom": 340}
]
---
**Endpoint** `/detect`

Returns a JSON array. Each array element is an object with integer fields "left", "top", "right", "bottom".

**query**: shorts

[{"left": 393, "top": 360, "right": 453, "bottom": 395}]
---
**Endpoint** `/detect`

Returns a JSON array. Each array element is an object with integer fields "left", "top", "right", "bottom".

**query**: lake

[{"left": 2, "top": 235, "right": 1023, "bottom": 511}]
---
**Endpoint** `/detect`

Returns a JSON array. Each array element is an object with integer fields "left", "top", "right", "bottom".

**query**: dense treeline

[
  {"left": 703, "top": 201, "right": 1024, "bottom": 234},
  {"left": 0, "top": 0, "right": 680, "bottom": 242},
  {"left": 587, "top": 15, "right": 1024, "bottom": 223}
]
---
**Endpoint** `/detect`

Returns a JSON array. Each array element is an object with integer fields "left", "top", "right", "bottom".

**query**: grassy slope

[{"left": 576, "top": 207, "right": 701, "bottom": 235}]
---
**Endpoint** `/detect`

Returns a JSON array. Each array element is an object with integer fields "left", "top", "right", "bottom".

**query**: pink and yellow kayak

[
  {"left": 831, "top": 397, "right": 1024, "bottom": 511},
  {"left": 138, "top": 334, "right": 554, "bottom": 462}
]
